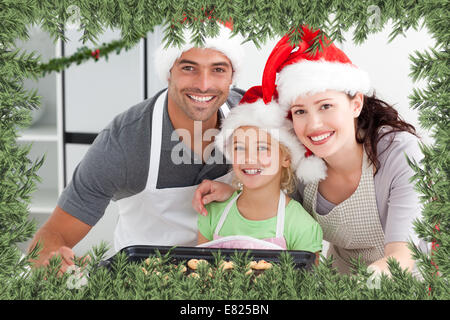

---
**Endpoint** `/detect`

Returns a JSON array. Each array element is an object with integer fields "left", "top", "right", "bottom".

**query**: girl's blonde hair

[{"left": 231, "top": 142, "right": 297, "bottom": 195}]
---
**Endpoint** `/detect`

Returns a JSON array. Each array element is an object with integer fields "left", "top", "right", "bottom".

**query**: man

[{"left": 28, "top": 25, "right": 245, "bottom": 272}]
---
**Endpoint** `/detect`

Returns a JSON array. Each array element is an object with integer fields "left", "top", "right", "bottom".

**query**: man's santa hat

[
  {"left": 154, "top": 17, "right": 244, "bottom": 85},
  {"left": 262, "top": 25, "right": 371, "bottom": 110},
  {"left": 215, "top": 86, "right": 327, "bottom": 185}
]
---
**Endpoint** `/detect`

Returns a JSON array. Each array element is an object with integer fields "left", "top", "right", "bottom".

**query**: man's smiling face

[{"left": 167, "top": 47, "right": 233, "bottom": 122}]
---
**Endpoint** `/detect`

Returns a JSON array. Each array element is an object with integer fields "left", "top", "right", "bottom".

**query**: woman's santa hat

[
  {"left": 215, "top": 86, "right": 327, "bottom": 184},
  {"left": 154, "top": 17, "right": 244, "bottom": 85},
  {"left": 262, "top": 25, "right": 371, "bottom": 110}
]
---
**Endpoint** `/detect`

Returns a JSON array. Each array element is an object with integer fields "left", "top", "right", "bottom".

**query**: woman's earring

[{"left": 237, "top": 182, "right": 243, "bottom": 191}]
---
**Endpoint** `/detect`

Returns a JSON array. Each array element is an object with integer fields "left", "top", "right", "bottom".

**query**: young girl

[
  {"left": 194, "top": 26, "right": 428, "bottom": 277},
  {"left": 197, "top": 86, "right": 327, "bottom": 262}
]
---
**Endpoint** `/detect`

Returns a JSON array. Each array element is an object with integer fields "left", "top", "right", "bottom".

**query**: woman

[{"left": 193, "top": 26, "right": 427, "bottom": 277}]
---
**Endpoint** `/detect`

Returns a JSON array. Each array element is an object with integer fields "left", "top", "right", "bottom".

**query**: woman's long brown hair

[{"left": 354, "top": 93, "right": 419, "bottom": 174}]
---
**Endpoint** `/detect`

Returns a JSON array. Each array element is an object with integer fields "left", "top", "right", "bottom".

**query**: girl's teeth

[
  {"left": 311, "top": 132, "right": 332, "bottom": 142},
  {"left": 188, "top": 95, "right": 214, "bottom": 102},
  {"left": 243, "top": 169, "right": 262, "bottom": 174}
]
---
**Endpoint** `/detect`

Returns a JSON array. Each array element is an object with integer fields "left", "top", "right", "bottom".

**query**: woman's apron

[
  {"left": 303, "top": 149, "right": 385, "bottom": 274},
  {"left": 198, "top": 190, "right": 287, "bottom": 250},
  {"left": 114, "top": 90, "right": 233, "bottom": 251}
]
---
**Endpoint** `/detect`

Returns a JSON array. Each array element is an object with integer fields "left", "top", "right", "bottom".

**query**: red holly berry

[
  {"left": 431, "top": 241, "right": 440, "bottom": 251},
  {"left": 91, "top": 49, "right": 100, "bottom": 60},
  {"left": 431, "top": 259, "right": 439, "bottom": 270}
]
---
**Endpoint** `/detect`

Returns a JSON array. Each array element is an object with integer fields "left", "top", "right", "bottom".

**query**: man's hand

[
  {"left": 43, "top": 246, "right": 76, "bottom": 274},
  {"left": 33, "top": 245, "right": 92, "bottom": 275},
  {"left": 28, "top": 206, "right": 92, "bottom": 275},
  {"left": 192, "top": 179, "right": 236, "bottom": 216}
]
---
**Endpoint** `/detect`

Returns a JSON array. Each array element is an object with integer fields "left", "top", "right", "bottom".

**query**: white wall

[
  {"left": 340, "top": 23, "right": 435, "bottom": 145},
  {"left": 64, "top": 29, "right": 145, "bottom": 133}
]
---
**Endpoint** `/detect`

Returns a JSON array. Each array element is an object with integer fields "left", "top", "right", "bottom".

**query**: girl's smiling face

[
  {"left": 289, "top": 90, "right": 363, "bottom": 159},
  {"left": 231, "top": 126, "right": 290, "bottom": 190}
]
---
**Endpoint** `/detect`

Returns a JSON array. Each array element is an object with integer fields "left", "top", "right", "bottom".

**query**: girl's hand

[{"left": 192, "top": 179, "right": 235, "bottom": 216}]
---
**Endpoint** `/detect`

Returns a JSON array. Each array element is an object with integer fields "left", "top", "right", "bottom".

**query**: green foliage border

[{"left": 0, "top": 0, "right": 448, "bottom": 300}]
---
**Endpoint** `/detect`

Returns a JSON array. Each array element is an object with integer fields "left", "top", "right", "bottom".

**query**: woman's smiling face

[{"left": 289, "top": 90, "right": 363, "bottom": 159}]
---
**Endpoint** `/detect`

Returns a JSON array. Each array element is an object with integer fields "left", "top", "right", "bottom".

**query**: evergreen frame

[{"left": 0, "top": 0, "right": 448, "bottom": 300}]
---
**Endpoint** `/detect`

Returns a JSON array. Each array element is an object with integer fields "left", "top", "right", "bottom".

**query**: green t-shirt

[{"left": 198, "top": 191, "right": 323, "bottom": 252}]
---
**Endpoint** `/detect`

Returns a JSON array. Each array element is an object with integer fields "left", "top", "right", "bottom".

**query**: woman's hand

[
  {"left": 192, "top": 179, "right": 236, "bottom": 216},
  {"left": 368, "top": 241, "right": 415, "bottom": 277}
]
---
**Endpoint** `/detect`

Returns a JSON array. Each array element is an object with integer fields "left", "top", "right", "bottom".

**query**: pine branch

[{"left": 39, "top": 38, "right": 138, "bottom": 76}]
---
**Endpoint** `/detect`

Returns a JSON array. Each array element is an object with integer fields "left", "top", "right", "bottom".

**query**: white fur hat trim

[
  {"left": 277, "top": 60, "right": 371, "bottom": 110},
  {"left": 154, "top": 25, "right": 244, "bottom": 85}
]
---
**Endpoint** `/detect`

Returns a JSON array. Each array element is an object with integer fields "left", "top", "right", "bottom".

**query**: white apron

[{"left": 114, "top": 90, "right": 233, "bottom": 251}]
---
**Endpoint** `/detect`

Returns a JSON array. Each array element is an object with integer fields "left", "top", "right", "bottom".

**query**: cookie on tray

[
  {"left": 219, "top": 261, "right": 234, "bottom": 271},
  {"left": 252, "top": 260, "right": 273, "bottom": 270},
  {"left": 187, "top": 259, "right": 208, "bottom": 270}
]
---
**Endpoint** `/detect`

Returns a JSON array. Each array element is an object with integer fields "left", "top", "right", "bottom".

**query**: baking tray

[{"left": 98, "top": 245, "right": 316, "bottom": 271}]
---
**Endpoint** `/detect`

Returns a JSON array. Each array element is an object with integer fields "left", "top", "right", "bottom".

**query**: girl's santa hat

[
  {"left": 262, "top": 25, "right": 371, "bottom": 110},
  {"left": 215, "top": 86, "right": 327, "bottom": 184},
  {"left": 154, "top": 18, "right": 244, "bottom": 85}
]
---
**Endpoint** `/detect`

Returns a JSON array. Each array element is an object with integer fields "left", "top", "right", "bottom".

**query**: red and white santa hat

[
  {"left": 154, "top": 16, "right": 244, "bottom": 85},
  {"left": 215, "top": 86, "right": 327, "bottom": 184},
  {"left": 262, "top": 25, "right": 371, "bottom": 111}
]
